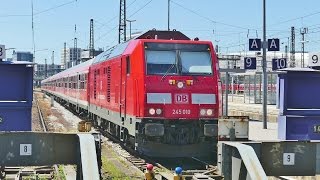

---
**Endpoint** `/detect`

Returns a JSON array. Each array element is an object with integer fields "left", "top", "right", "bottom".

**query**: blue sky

[{"left": 1, "top": 0, "right": 320, "bottom": 64}]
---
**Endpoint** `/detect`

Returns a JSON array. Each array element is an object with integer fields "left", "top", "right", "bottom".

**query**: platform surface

[
  {"left": 227, "top": 95, "right": 279, "bottom": 122},
  {"left": 222, "top": 95, "right": 280, "bottom": 141},
  {"left": 249, "top": 121, "right": 278, "bottom": 141}
]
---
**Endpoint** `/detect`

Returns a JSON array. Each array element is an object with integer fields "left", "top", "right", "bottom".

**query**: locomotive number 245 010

[{"left": 172, "top": 109, "right": 191, "bottom": 115}]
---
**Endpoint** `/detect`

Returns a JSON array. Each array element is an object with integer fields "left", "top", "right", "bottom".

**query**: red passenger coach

[
  {"left": 42, "top": 30, "right": 221, "bottom": 157},
  {"left": 42, "top": 59, "right": 92, "bottom": 113}
]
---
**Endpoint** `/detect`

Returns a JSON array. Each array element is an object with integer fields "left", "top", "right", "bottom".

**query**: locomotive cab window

[
  {"left": 145, "top": 43, "right": 212, "bottom": 76},
  {"left": 180, "top": 51, "right": 212, "bottom": 75},
  {"left": 146, "top": 50, "right": 177, "bottom": 75}
]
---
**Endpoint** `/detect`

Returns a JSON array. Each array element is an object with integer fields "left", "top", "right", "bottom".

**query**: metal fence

[{"left": 221, "top": 71, "right": 279, "bottom": 105}]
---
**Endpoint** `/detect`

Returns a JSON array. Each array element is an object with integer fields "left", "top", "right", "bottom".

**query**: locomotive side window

[
  {"left": 145, "top": 43, "right": 212, "bottom": 76},
  {"left": 126, "top": 56, "right": 130, "bottom": 75}
]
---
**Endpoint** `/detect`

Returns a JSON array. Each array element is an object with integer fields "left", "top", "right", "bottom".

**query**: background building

[
  {"left": 80, "top": 48, "right": 103, "bottom": 62},
  {"left": 60, "top": 48, "right": 81, "bottom": 69},
  {"left": 35, "top": 64, "right": 62, "bottom": 78},
  {"left": 61, "top": 47, "right": 104, "bottom": 69},
  {"left": 12, "top": 51, "right": 33, "bottom": 62}
]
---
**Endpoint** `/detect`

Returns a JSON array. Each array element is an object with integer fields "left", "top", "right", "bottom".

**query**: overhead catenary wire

[
  {"left": 0, "top": 14, "right": 30, "bottom": 18},
  {"left": 33, "top": 0, "right": 77, "bottom": 16},
  {"left": 97, "top": 0, "right": 260, "bottom": 47},
  {"left": 96, "top": 0, "right": 154, "bottom": 43},
  {"left": 222, "top": 20, "right": 320, "bottom": 52},
  {"left": 170, "top": 0, "right": 257, "bottom": 31},
  {"left": 269, "top": 10, "right": 320, "bottom": 27},
  {"left": 220, "top": 8, "right": 320, "bottom": 53},
  {"left": 96, "top": 0, "right": 138, "bottom": 30},
  {"left": 18, "top": 1, "right": 320, "bottom": 60},
  {"left": 127, "top": 0, "right": 154, "bottom": 18},
  {"left": 267, "top": 24, "right": 320, "bottom": 39},
  {"left": 166, "top": 2, "right": 320, "bottom": 54},
  {"left": 252, "top": 11, "right": 320, "bottom": 42}
]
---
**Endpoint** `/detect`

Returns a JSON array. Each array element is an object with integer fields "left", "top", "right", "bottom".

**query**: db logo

[{"left": 175, "top": 94, "right": 189, "bottom": 104}]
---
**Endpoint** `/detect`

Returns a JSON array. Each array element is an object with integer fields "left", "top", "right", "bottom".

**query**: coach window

[
  {"left": 73, "top": 76, "right": 76, "bottom": 89},
  {"left": 84, "top": 74, "right": 87, "bottom": 89},
  {"left": 126, "top": 56, "right": 130, "bottom": 75}
]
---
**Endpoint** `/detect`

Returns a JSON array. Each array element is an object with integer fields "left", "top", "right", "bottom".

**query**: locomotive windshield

[{"left": 145, "top": 43, "right": 213, "bottom": 75}]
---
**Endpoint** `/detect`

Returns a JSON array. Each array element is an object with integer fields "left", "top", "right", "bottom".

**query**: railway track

[
  {"left": 0, "top": 95, "right": 58, "bottom": 180},
  {"left": 2, "top": 166, "right": 54, "bottom": 180},
  {"left": 100, "top": 125, "right": 221, "bottom": 180},
  {"left": 35, "top": 96, "right": 62, "bottom": 180},
  {"left": 41, "top": 92, "right": 221, "bottom": 179},
  {"left": 35, "top": 97, "right": 49, "bottom": 132}
]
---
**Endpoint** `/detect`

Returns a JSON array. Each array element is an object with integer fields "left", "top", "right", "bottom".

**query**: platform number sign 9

[
  {"left": 20, "top": 144, "right": 32, "bottom": 156},
  {"left": 272, "top": 58, "right": 287, "bottom": 71},
  {"left": 244, "top": 57, "right": 256, "bottom": 70},
  {"left": 309, "top": 53, "right": 320, "bottom": 67},
  {"left": 283, "top": 153, "right": 295, "bottom": 165},
  {"left": 0, "top": 45, "right": 5, "bottom": 59}
]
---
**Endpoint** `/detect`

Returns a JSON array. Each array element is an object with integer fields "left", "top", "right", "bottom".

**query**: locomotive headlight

[
  {"left": 156, "top": 108, "right": 162, "bottom": 115},
  {"left": 149, "top": 108, "right": 156, "bottom": 115},
  {"left": 200, "top": 109, "right": 206, "bottom": 116},
  {"left": 206, "top": 109, "right": 213, "bottom": 116},
  {"left": 177, "top": 82, "right": 184, "bottom": 88}
]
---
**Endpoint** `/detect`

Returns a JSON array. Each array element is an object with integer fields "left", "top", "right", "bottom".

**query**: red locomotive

[{"left": 42, "top": 30, "right": 221, "bottom": 157}]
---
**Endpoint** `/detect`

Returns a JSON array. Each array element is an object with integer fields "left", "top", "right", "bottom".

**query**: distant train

[
  {"left": 42, "top": 30, "right": 221, "bottom": 157},
  {"left": 221, "top": 84, "right": 277, "bottom": 93}
]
